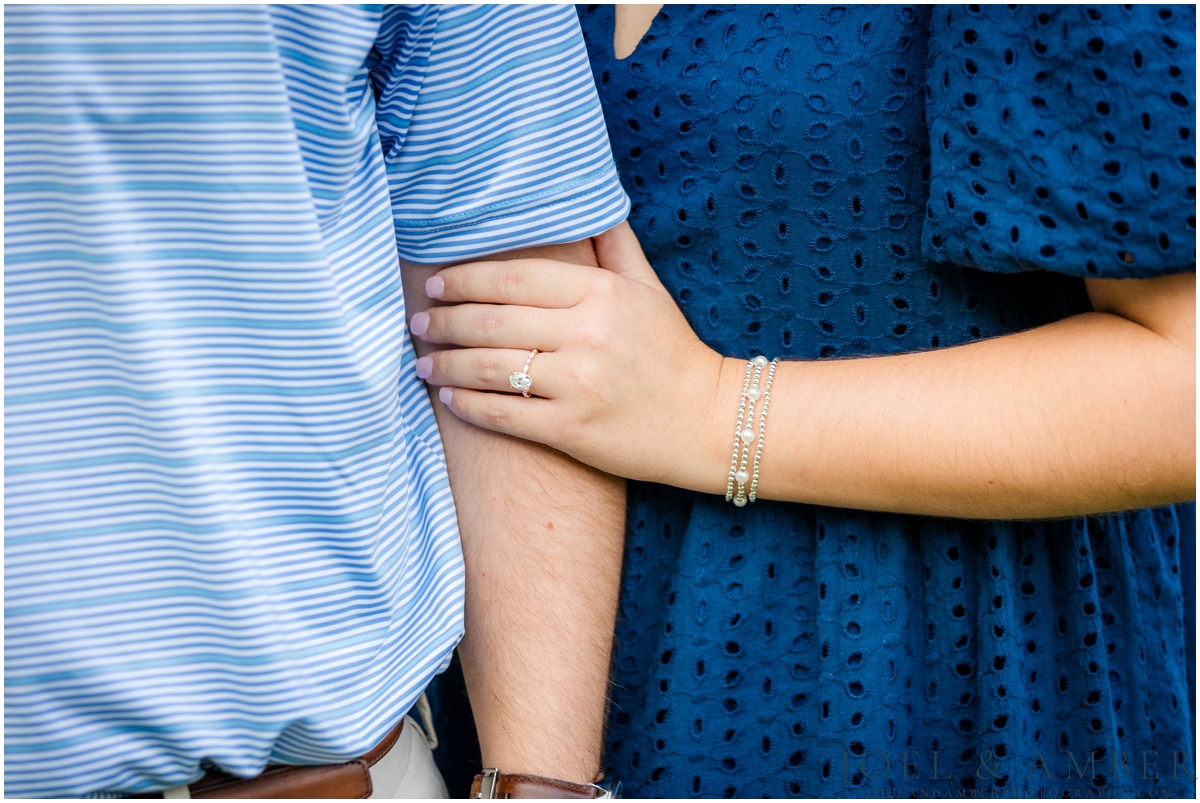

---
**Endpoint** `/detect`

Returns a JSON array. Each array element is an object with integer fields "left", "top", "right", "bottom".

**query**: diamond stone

[{"left": 509, "top": 372, "right": 532, "bottom": 393}]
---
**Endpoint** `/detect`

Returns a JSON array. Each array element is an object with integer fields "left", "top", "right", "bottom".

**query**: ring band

[{"left": 509, "top": 349, "right": 539, "bottom": 397}]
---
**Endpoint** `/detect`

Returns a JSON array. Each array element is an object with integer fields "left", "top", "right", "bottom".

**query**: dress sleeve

[
  {"left": 369, "top": 4, "right": 629, "bottom": 264},
  {"left": 922, "top": 5, "right": 1195, "bottom": 279}
]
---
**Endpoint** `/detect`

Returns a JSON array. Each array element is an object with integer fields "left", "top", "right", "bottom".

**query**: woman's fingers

[
  {"left": 437, "top": 386, "right": 560, "bottom": 445},
  {"left": 411, "top": 303, "right": 562, "bottom": 350},
  {"left": 427, "top": 258, "right": 599, "bottom": 308},
  {"left": 416, "top": 348, "right": 563, "bottom": 398}
]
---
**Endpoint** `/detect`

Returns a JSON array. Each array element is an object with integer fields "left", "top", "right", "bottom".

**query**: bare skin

[
  {"left": 412, "top": 222, "right": 1195, "bottom": 520},
  {"left": 613, "top": 4, "right": 662, "bottom": 59},
  {"left": 401, "top": 239, "right": 624, "bottom": 785}
]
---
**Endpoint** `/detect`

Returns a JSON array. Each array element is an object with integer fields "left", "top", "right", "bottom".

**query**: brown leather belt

[{"left": 135, "top": 719, "right": 403, "bottom": 799}]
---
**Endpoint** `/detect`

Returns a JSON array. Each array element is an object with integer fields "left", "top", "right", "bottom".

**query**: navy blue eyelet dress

[{"left": 573, "top": 5, "right": 1196, "bottom": 798}]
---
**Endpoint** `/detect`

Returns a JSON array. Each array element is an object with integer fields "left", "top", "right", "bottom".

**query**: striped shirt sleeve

[{"left": 371, "top": 4, "right": 630, "bottom": 264}]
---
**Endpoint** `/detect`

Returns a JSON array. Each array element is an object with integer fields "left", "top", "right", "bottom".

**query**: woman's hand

[
  {"left": 412, "top": 221, "right": 1195, "bottom": 517},
  {"left": 410, "top": 222, "right": 736, "bottom": 491}
]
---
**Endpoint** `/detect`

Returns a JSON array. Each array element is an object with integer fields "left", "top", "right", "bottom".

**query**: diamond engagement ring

[{"left": 509, "top": 349, "right": 539, "bottom": 397}]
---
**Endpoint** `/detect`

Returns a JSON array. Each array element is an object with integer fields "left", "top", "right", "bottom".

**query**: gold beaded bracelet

[{"left": 725, "top": 355, "right": 777, "bottom": 506}]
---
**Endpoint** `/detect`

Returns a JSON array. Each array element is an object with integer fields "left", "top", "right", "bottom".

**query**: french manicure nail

[
  {"left": 415, "top": 356, "right": 433, "bottom": 379},
  {"left": 425, "top": 275, "right": 444, "bottom": 299},
  {"left": 410, "top": 311, "right": 429, "bottom": 337},
  {"left": 438, "top": 387, "right": 453, "bottom": 405}
]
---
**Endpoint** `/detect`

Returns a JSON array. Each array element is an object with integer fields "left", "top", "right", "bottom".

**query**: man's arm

[{"left": 401, "top": 238, "right": 625, "bottom": 785}]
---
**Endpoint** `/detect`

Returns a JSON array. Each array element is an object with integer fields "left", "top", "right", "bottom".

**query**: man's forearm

[{"left": 401, "top": 240, "right": 625, "bottom": 784}]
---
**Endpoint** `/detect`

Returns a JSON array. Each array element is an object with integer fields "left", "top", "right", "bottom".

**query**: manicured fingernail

[
  {"left": 439, "top": 387, "right": 454, "bottom": 405},
  {"left": 425, "top": 275, "right": 444, "bottom": 299},
  {"left": 410, "top": 311, "right": 429, "bottom": 337},
  {"left": 415, "top": 356, "right": 433, "bottom": 379}
]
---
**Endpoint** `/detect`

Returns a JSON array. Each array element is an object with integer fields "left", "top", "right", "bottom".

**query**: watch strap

[{"left": 471, "top": 768, "right": 614, "bottom": 799}]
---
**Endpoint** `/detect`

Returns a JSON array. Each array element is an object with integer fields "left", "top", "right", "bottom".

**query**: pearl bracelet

[
  {"left": 749, "top": 358, "right": 778, "bottom": 503},
  {"left": 725, "top": 355, "right": 777, "bottom": 506}
]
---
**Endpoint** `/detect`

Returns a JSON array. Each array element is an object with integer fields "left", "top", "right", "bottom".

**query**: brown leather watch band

[
  {"left": 135, "top": 719, "right": 403, "bottom": 799},
  {"left": 470, "top": 769, "right": 603, "bottom": 799}
]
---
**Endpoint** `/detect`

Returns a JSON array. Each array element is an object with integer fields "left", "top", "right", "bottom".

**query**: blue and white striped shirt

[{"left": 4, "top": 5, "right": 628, "bottom": 797}]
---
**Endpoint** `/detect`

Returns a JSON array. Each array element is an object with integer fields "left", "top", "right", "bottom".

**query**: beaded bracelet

[
  {"left": 749, "top": 358, "right": 778, "bottom": 502},
  {"left": 725, "top": 355, "right": 777, "bottom": 506}
]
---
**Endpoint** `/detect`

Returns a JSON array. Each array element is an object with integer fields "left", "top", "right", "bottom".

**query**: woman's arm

[
  {"left": 412, "top": 223, "right": 1195, "bottom": 519},
  {"left": 745, "top": 270, "right": 1195, "bottom": 519}
]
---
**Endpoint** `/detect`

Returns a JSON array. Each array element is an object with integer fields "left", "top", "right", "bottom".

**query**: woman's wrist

[{"left": 661, "top": 353, "right": 752, "bottom": 496}]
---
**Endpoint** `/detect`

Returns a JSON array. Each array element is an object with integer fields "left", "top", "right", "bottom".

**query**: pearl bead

[
  {"left": 735, "top": 470, "right": 749, "bottom": 484},
  {"left": 746, "top": 387, "right": 761, "bottom": 401},
  {"left": 740, "top": 428, "right": 755, "bottom": 442},
  {"left": 753, "top": 355, "right": 769, "bottom": 368},
  {"left": 733, "top": 496, "right": 747, "bottom": 508}
]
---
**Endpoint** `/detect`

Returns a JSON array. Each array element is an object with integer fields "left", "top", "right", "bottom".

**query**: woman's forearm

[
  {"left": 415, "top": 228, "right": 1194, "bottom": 522},
  {"left": 704, "top": 274, "right": 1195, "bottom": 519}
]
